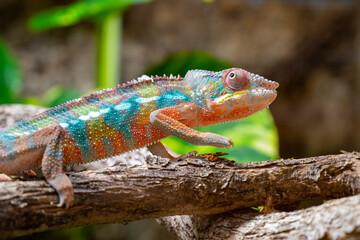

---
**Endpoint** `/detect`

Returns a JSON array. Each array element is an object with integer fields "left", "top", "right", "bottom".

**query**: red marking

[
  {"left": 63, "top": 135, "right": 82, "bottom": 164},
  {"left": 131, "top": 122, "right": 169, "bottom": 149},
  {"left": 85, "top": 119, "right": 129, "bottom": 159}
]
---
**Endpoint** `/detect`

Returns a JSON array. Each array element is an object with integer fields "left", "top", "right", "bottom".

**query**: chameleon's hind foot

[
  {"left": 41, "top": 125, "right": 74, "bottom": 208},
  {"left": 0, "top": 173, "right": 12, "bottom": 181},
  {"left": 47, "top": 175, "right": 74, "bottom": 208}
]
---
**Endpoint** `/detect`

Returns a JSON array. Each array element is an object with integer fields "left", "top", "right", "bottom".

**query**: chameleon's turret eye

[{"left": 225, "top": 69, "right": 250, "bottom": 91}]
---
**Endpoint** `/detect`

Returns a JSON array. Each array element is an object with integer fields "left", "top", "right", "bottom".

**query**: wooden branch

[
  {"left": 1, "top": 151, "right": 360, "bottom": 238},
  {"left": 158, "top": 194, "right": 360, "bottom": 239}
]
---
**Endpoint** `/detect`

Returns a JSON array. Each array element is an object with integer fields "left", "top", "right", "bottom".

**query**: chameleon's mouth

[
  {"left": 214, "top": 72, "right": 279, "bottom": 104},
  {"left": 215, "top": 88, "right": 276, "bottom": 104}
]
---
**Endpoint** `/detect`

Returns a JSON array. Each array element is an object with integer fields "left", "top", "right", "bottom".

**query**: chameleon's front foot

[{"left": 198, "top": 132, "right": 234, "bottom": 149}]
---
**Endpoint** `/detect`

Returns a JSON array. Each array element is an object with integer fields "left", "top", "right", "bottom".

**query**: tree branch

[
  {"left": 1, "top": 151, "right": 360, "bottom": 238},
  {"left": 158, "top": 194, "right": 360, "bottom": 239}
]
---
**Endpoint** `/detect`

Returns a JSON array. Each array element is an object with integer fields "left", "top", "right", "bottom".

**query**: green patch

[
  {"left": 3, "top": 126, "right": 25, "bottom": 136},
  {"left": 28, "top": 0, "right": 152, "bottom": 32},
  {"left": 136, "top": 84, "right": 160, "bottom": 98},
  {"left": 29, "top": 115, "right": 57, "bottom": 128},
  {"left": 146, "top": 51, "right": 232, "bottom": 77},
  {"left": 0, "top": 39, "right": 22, "bottom": 104},
  {"left": 72, "top": 105, "right": 100, "bottom": 116},
  {"left": 102, "top": 95, "right": 120, "bottom": 103}
]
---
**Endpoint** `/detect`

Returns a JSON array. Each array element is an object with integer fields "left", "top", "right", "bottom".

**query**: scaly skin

[{"left": 0, "top": 68, "right": 278, "bottom": 208}]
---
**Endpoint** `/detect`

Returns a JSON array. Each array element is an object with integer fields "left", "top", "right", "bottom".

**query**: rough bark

[
  {"left": 158, "top": 194, "right": 360, "bottom": 240},
  {"left": 0, "top": 151, "right": 360, "bottom": 238}
]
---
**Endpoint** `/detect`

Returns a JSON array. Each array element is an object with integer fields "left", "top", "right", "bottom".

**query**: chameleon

[{"left": 0, "top": 68, "right": 278, "bottom": 208}]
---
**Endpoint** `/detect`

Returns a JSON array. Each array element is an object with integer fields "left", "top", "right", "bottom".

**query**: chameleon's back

[{"left": 0, "top": 76, "right": 191, "bottom": 167}]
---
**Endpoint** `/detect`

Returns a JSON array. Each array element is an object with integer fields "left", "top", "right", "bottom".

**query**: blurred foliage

[
  {"left": 22, "top": 86, "right": 81, "bottom": 107},
  {"left": 28, "top": 0, "right": 153, "bottom": 89},
  {"left": 28, "top": 0, "right": 151, "bottom": 32},
  {"left": 0, "top": 39, "right": 22, "bottom": 104},
  {"left": 95, "top": 12, "right": 121, "bottom": 89},
  {"left": 0, "top": 0, "right": 154, "bottom": 108},
  {"left": 0, "top": 38, "right": 80, "bottom": 108},
  {"left": 147, "top": 51, "right": 279, "bottom": 162},
  {"left": 41, "top": 86, "right": 81, "bottom": 107},
  {"left": 146, "top": 51, "right": 232, "bottom": 76}
]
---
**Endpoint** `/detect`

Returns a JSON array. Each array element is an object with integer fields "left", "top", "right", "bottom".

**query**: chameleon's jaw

[
  {"left": 209, "top": 87, "right": 277, "bottom": 124},
  {"left": 214, "top": 88, "right": 277, "bottom": 106}
]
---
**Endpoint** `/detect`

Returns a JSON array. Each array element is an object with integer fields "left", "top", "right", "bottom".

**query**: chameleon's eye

[
  {"left": 229, "top": 72, "right": 236, "bottom": 79},
  {"left": 225, "top": 69, "right": 250, "bottom": 91}
]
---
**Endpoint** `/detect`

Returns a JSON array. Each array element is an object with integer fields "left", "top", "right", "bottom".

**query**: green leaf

[
  {"left": 41, "top": 86, "right": 81, "bottom": 107},
  {"left": 20, "top": 96, "right": 42, "bottom": 106},
  {"left": 251, "top": 206, "right": 264, "bottom": 211},
  {"left": 0, "top": 39, "right": 22, "bottom": 104},
  {"left": 146, "top": 50, "right": 232, "bottom": 76},
  {"left": 20, "top": 86, "right": 81, "bottom": 108},
  {"left": 28, "top": 0, "right": 152, "bottom": 32},
  {"left": 96, "top": 12, "right": 121, "bottom": 88},
  {"left": 146, "top": 51, "right": 279, "bottom": 162}
]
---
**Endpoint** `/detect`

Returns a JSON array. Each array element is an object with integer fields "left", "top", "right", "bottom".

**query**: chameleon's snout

[
  {"left": 249, "top": 74, "right": 279, "bottom": 105},
  {"left": 262, "top": 80, "right": 279, "bottom": 91},
  {"left": 249, "top": 72, "right": 279, "bottom": 91}
]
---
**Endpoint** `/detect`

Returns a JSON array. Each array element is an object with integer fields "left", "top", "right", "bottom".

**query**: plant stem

[{"left": 96, "top": 12, "right": 122, "bottom": 89}]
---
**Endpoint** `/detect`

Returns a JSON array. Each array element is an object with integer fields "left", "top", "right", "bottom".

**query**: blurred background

[{"left": 0, "top": 0, "right": 359, "bottom": 239}]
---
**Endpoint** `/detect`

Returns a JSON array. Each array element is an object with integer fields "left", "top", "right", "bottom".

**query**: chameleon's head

[{"left": 185, "top": 68, "right": 279, "bottom": 123}]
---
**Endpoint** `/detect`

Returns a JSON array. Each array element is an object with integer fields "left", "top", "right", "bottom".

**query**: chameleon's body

[{"left": 0, "top": 68, "right": 278, "bottom": 207}]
